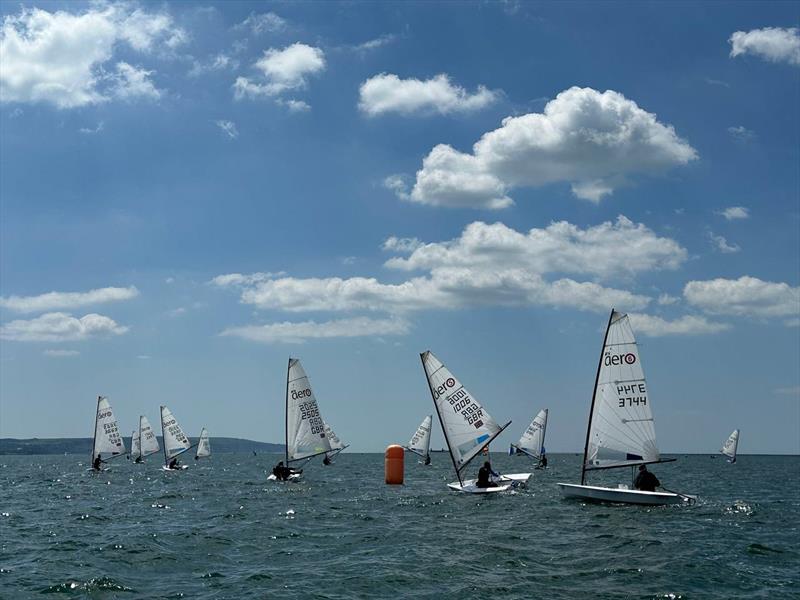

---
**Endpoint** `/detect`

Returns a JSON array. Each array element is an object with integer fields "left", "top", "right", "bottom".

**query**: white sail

[
  {"left": 139, "top": 416, "right": 160, "bottom": 457},
  {"left": 93, "top": 396, "right": 125, "bottom": 457},
  {"left": 196, "top": 428, "right": 211, "bottom": 458},
  {"left": 515, "top": 409, "right": 548, "bottom": 458},
  {"left": 286, "top": 358, "right": 331, "bottom": 462},
  {"left": 131, "top": 429, "right": 141, "bottom": 458},
  {"left": 407, "top": 415, "right": 432, "bottom": 458},
  {"left": 324, "top": 422, "right": 344, "bottom": 451},
  {"left": 160, "top": 406, "right": 191, "bottom": 460},
  {"left": 720, "top": 429, "right": 739, "bottom": 461},
  {"left": 421, "top": 351, "right": 506, "bottom": 472},
  {"left": 586, "top": 311, "right": 659, "bottom": 471}
]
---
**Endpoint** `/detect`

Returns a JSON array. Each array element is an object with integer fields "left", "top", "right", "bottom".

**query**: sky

[{"left": 1, "top": 1, "right": 798, "bottom": 454}]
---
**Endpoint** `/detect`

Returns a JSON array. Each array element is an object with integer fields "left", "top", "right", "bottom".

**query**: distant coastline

[{"left": 0, "top": 437, "right": 284, "bottom": 455}]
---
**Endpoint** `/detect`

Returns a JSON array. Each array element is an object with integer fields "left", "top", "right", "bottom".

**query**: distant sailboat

[
  {"left": 160, "top": 406, "right": 191, "bottom": 470},
  {"left": 405, "top": 415, "right": 433, "bottom": 465},
  {"left": 322, "top": 421, "right": 348, "bottom": 465},
  {"left": 89, "top": 396, "right": 126, "bottom": 471},
  {"left": 195, "top": 427, "right": 211, "bottom": 460},
  {"left": 510, "top": 409, "right": 548, "bottom": 468},
  {"left": 268, "top": 358, "right": 332, "bottom": 481},
  {"left": 420, "top": 350, "right": 531, "bottom": 493},
  {"left": 558, "top": 310, "right": 695, "bottom": 505},
  {"left": 132, "top": 416, "right": 159, "bottom": 463},
  {"left": 720, "top": 429, "right": 739, "bottom": 463}
]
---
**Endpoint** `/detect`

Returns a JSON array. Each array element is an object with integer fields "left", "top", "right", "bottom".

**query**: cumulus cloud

[
  {"left": 392, "top": 86, "right": 697, "bottom": 208},
  {"left": 628, "top": 313, "right": 730, "bottom": 337},
  {"left": 359, "top": 73, "right": 499, "bottom": 116},
  {"left": 233, "top": 43, "right": 325, "bottom": 103},
  {"left": 215, "top": 119, "right": 239, "bottom": 139},
  {"left": 279, "top": 98, "right": 311, "bottom": 112},
  {"left": 0, "top": 286, "right": 139, "bottom": 314},
  {"left": 707, "top": 231, "right": 741, "bottom": 254},
  {"left": 221, "top": 316, "right": 410, "bottom": 344},
  {"left": 382, "top": 236, "right": 422, "bottom": 253},
  {"left": 684, "top": 276, "right": 800, "bottom": 319},
  {"left": 0, "top": 4, "right": 184, "bottom": 108},
  {"left": 717, "top": 206, "right": 750, "bottom": 220},
  {"left": 1, "top": 312, "right": 129, "bottom": 342},
  {"left": 43, "top": 349, "right": 80, "bottom": 357},
  {"left": 729, "top": 27, "right": 800, "bottom": 66}
]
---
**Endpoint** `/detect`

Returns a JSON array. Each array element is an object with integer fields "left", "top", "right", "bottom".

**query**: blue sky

[{"left": 1, "top": 1, "right": 798, "bottom": 454}]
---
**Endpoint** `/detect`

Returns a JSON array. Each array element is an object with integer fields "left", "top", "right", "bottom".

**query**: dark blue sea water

[{"left": 1, "top": 453, "right": 798, "bottom": 599}]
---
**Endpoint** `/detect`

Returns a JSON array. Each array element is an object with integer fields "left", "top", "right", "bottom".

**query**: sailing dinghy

[
  {"left": 421, "top": 351, "right": 531, "bottom": 493},
  {"left": 322, "top": 421, "right": 348, "bottom": 464},
  {"left": 89, "top": 396, "right": 126, "bottom": 471},
  {"left": 160, "top": 406, "right": 191, "bottom": 470},
  {"left": 720, "top": 429, "right": 739, "bottom": 463},
  {"left": 557, "top": 310, "right": 695, "bottom": 505},
  {"left": 405, "top": 415, "right": 433, "bottom": 465},
  {"left": 510, "top": 409, "right": 548, "bottom": 468},
  {"left": 132, "top": 415, "right": 160, "bottom": 463},
  {"left": 195, "top": 428, "right": 211, "bottom": 460},
  {"left": 268, "top": 358, "right": 332, "bottom": 481}
]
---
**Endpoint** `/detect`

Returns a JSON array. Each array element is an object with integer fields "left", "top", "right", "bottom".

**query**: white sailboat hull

[
  {"left": 448, "top": 479, "right": 511, "bottom": 493},
  {"left": 161, "top": 465, "right": 188, "bottom": 471},
  {"left": 498, "top": 472, "right": 531, "bottom": 486},
  {"left": 558, "top": 483, "right": 694, "bottom": 505},
  {"left": 267, "top": 473, "right": 302, "bottom": 482}
]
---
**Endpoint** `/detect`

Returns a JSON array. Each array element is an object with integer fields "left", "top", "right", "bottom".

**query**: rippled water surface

[{"left": 1, "top": 453, "right": 798, "bottom": 599}]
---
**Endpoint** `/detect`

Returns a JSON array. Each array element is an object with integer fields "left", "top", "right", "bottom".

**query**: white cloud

[
  {"left": 728, "top": 125, "right": 755, "bottom": 142},
  {"left": 112, "top": 62, "right": 161, "bottom": 100},
  {"left": 137, "top": 354, "right": 151, "bottom": 360},
  {"left": 358, "top": 73, "right": 499, "bottom": 116},
  {"left": 43, "top": 349, "right": 80, "bottom": 357},
  {"left": 0, "top": 286, "right": 139, "bottom": 314},
  {"left": 167, "top": 307, "right": 186, "bottom": 317},
  {"left": 215, "top": 119, "right": 239, "bottom": 139},
  {"left": 382, "top": 236, "right": 422, "bottom": 253},
  {"left": 395, "top": 87, "right": 697, "bottom": 208},
  {"left": 684, "top": 276, "right": 800, "bottom": 318},
  {"left": 707, "top": 231, "right": 740, "bottom": 254},
  {"left": 717, "top": 206, "right": 750, "bottom": 220},
  {"left": 0, "top": 4, "right": 184, "bottom": 108},
  {"left": 221, "top": 316, "right": 409, "bottom": 344},
  {"left": 729, "top": 27, "right": 800, "bottom": 66},
  {"left": 383, "top": 175, "right": 410, "bottom": 200},
  {"left": 385, "top": 216, "right": 687, "bottom": 279},
  {"left": 79, "top": 121, "right": 104, "bottom": 135},
  {"left": 351, "top": 34, "right": 396, "bottom": 53},
  {"left": 628, "top": 313, "right": 730, "bottom": 336},
  {"left": 280, "top": 98, "right": 311, "bottom": 112},
  {"left": 236, "top": 12, "right": 287, "bottom": 35},
  {"left": 657, "top": 293, "right": 680, "bottom": 305},
  {"left": 234, "top": 43, "right": 325, "bottom": 100},
  {"left": 1, "top": 312, "right": 129, "bottom": 342},
  {"left": 189, "top": 53, "right": 238, "bottom": 77},
  {"left": 209, "top": 272, "right": 284, "bottom": 288}
]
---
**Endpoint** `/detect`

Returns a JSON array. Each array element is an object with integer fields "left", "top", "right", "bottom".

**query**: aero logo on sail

[
  {"left": 291, "top": 388, "right": 312, "bottom": 400},
  {"left": 432, "top": 377, "right": 456, "bottom": 400},
  {"left": 604, "top": 352, "right": 636, "bottom": 366}
]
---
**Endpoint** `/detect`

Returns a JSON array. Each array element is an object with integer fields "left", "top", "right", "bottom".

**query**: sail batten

[{"left": 285, "top": 358, "right": 332, "bottom": 463}]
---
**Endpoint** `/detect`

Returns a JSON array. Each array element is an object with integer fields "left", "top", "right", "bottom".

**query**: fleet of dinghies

[{"left": 86, "top": 310, "right": 704, "bottom": 505}]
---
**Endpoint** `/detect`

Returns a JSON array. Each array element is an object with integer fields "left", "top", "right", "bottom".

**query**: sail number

[
  {"left": 299, "top": 401, "right": 324, "bottom": 435},
  {"left": 447, "top": 389, "right": 484, "bottom": 426},
  {"left": 102, "top": 421, "right": 122, "bottom": 446},
  {"left": 617, "top": 383, "right": 647, "bottom": 408}
]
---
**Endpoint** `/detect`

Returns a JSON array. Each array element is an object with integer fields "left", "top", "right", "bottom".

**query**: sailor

[
  {"left": 168, "top": 457, "right": 179, "bottom": 470},
  {"left": 92, "top": 454, "right": 103, "bottom": 471},
  {"left": 322, "top": 454, "right": 331, "bottom": 466},
  {"left": 424, "top": 455, "right": 431, "bottom": 466},
  {"left": 634, "top": 464, "right": 660, "bottom": 492},
  {"left": 194, "top": 455, "right": 200, "bottom": 461},
  {"left": 538, "top": 452, "right": 548, "bottom": 469},
  {"left": 134, "top": 455, "right": 143, "bottom": 464},
  {"left": 476, "top": 461, "right": 499, "bottom": 488},
  {"left": 273, "top": 461, "right": 291, "bottom": 480}
]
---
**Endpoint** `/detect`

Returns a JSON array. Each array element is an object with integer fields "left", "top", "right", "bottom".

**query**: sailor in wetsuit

[
  {"left": 168, "top": 457, "right": 180, "bottom": 470},
  {"left": 424, "top": 454, "right": 431, "bottom": 466},
  {"left": 323, "top": 454, "right": 331, "bottom": 466},
  {"left": 92, "top": 454, "right": 103, "bottom": 471},
  {"left": 476, "top": 461, "right": 500, "bottom": 488},
  {"left": 634, "top": 464, "right": 660, "bottom": 492}
]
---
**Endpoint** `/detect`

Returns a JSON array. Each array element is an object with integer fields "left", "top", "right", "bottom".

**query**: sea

[{"left": 1, "top": 453, "right": 798, "bottom": 599}]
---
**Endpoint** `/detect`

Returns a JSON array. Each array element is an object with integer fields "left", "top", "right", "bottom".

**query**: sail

[
  {"left": 421, "top": 351, "right": 506, "bottom": 472},
  {"left": 139, "top": 416, "right": 160, "bottom": 457},
  {"left": 720, "top": 429, "right": 739, "bottom": 461},
  {"left": 324, "top": 422, "right": 344, "bottom": 451},
  {"left": 286, "top": 358, "right": 331, "bottom": 462},
  {"left": 515, "top": 409, "right": 548, "bottom": 458},
  {"left": 131, "top": 429, "right": 141, "bottom": 458},
  {"left": 586, "top": 311, "right": 659, "bottom": 470},
  {"left": 407, "top": 415, "right": 432, "bottom": 458},
  {"left": 161, "top": 406, "right": 191, "bottom": 460},
  {"left": 196, "top": 428, "right": 211, "bottom": 458},
  {"left": 93, "top": 396, "right": 125, "bottom": 456}
]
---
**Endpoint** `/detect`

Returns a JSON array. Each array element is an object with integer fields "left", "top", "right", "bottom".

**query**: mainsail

[
  {"left": 131, "top": 429, "right": 140, "bottom": 458},
  {"left": 584, "top": 310, "right": 660, "bottom": 478},
  {"left": 196, "top": 428, "right": 211, "bottom": 459},
  {"left": 513, "top": 409, "right": 548, "bottom": 459},
  {"left": 406, "top": 415, "right": 432, "bottom": 459},
  {"left": 285, "top": 358, "right": 331, "bottom": 463},
  {"left": 720, "top": 429, "right": 739, "bottom": 462},
  {"left": 139, "top": 416, "right": 160, "bottom": 458},
  {"left": 92, "top": 396, "right": 125, "bottom": 458},
  {"left": 421, "top": 351, "right": 509, "bottom": 480},
  {"left": 323, "top": 421, "right": 348, "bottom": 461},
  {"left": 160, "top": 406, "right": 191, "bottom": 462}
]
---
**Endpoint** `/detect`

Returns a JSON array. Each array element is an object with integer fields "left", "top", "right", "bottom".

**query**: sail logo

[
  {"left": 604, "top": 352, "right": 636, "bottom": 366},
  {"left": 432, "top": 377, "right": 456, "bottom": 400},
  {"left": 291, "top": 388, "right": 312, "bottom": 400}
]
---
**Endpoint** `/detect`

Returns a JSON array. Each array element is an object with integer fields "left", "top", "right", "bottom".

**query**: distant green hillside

[{"left": 0, "top": 437, "right": 284, "bottom": 455}]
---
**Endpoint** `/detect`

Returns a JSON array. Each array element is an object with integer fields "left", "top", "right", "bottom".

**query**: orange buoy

[{"left": 385, "top": 444, "right": 404, "bottom": 485}]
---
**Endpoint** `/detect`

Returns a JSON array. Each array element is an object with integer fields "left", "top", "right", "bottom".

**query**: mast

[
  {"left": 581, "top": 309, "right": 615, "bottom": 486},
  {"left": 284, "top": 357, "right": 291, "bottom": 465},
  {"left": 160, "top": 405, "right": 168, "bottom": 467},
  {"left": 420, "top": 352, "right": 463, "bottom": 486},
  {"left": 540, "top": 409, "right": 548, "bottom": 457},
  {"left": 91, "top": 395, "right": 101, "bottom": 460}
]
